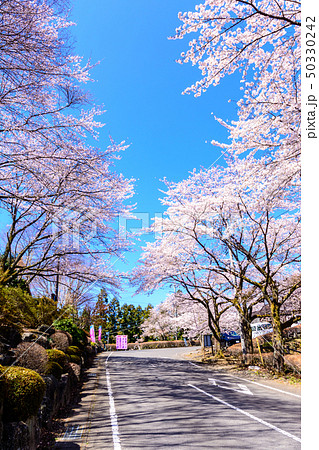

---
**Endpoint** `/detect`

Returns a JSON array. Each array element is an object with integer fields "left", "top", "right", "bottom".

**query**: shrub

[
  {"left": 46, "top": 349, "right": 69, "bottom": 372},
  {"left": 139, "top": 340, "right": 186, "bottom": 350},
  {"left": 68, "top": 354, "right": 81, "bottom": 365},
  {"left": 0, "top": 364, "right": 6, "bottom": 402},
  {"left": 0, "top": 325, "right": 22, "bottom": 348},
  {"left": 32, "top": 296, "right": 60, "bottom": 327},
  {"left": 0, "top": 287, "right": 59, "bottom": 329},
  {"left": 65, "top": 345, "right": 81, "bottom": 357},
  {"left": 50, "top": 331, "right": 72, "bottom": 351},
  {"left": 53, "top": 319, "right": 87, "bottom": 347},
  {"left": 104, "top": 344, "right": 117, "bottom": 351},
  {"left": 3, "top": 366, "right": 46, "bottom": 422},
  {"left": 13, "top": 342, "right": 49, "bottom": 375},
  {"left": 0, "top": 286, "right": 37, "bottom": 329},
  {"left": 44, "top": 361, "right": 63, "bottom": 380}
]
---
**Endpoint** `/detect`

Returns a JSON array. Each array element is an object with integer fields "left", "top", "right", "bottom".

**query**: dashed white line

[
  {"left": 188, "top": 383, "right": 301, "bottom": 443},
  {"left": 106, "top": 353, "right": 122, "bottom": 450}
]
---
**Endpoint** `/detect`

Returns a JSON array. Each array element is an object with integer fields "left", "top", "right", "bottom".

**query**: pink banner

[
  {"left": 90, "top": 325, "right": 95, "bottom": 343},
  {"left": 116, "top": 335, "right": 128, "bottom": 350},
  {"left": 98, "top": 325, "right": 102, "bottom": 341}
]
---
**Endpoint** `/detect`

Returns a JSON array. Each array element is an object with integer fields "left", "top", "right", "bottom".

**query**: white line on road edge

[
  {"left": 189, "top": 362, "right": 202, "bottom": 368},
  {"left": 188, "top": 384, "right": 301, "bottom": 443},
  {"left": 106, "top": 353, "right": 122, "bottom": 450}
]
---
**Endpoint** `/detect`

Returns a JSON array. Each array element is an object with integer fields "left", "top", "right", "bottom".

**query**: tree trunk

[
  {"left": 206, "top": 305, "right": 221, "bottom": 355},
  {"left": 213, "top": 336, "right": 221, "bottom": 354},
  {"left": 239, "top": 314, "right": 253, "bottom": 363},
  {"left": 271, "top": 303, "right": 285, "bottom": 372}
]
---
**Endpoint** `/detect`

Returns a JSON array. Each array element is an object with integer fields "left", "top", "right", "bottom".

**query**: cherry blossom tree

[
  {"left": 141, "top": 299, "right": 178, "bottom": 341},
  {"left": 0, "top": 140, "right": 133, "bottom": 287},
  {"left": 172, "top": 0, "right": 301, "bottom": 163},
  {"left": 133, "top": 154, "right": 300, "bottom": 369},
  {"left": 173, "top": 290, "right": 239, "bottom": 344},
  {"left": 0, "top": 0, "right": 134, "bottom": 287},
  {"left": 132, "top": 230, "right": 236, "bottom": 351},
  {"left": 174, "top": 297, "right": 210, "bottom": 340},
  {"left": 0, "top": 0, "right": 96, "bottom": 184},
  {"left": 172, "top": 159, "right": 299, "bottom": 364}
]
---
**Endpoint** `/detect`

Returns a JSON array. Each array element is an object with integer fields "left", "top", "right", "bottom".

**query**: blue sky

[
  {"left": 0, "top": 0, "right": 242, "bottom": 309},
  {"left": 68, "top": 0, "right": 242, "bottom": 308}
]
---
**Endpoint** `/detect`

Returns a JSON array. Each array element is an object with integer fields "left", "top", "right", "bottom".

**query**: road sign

[
  {"left": 203, "top": 334, "right": 212, "bottom": 347},
  {"left": 116, "top": 335, "right": 128, "bottom": 350}
]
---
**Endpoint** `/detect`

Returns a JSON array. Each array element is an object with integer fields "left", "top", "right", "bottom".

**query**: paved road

[{"left": 56, "top": 347, "right": 301, "bottom": 449}]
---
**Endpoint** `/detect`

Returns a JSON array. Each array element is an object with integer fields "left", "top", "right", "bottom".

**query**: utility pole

[
  {"left": 55, "top": 258, "right": 60, "bottom": 304},
  {"left": 174, "top": 285, "right": 178, "bottom": 340}
]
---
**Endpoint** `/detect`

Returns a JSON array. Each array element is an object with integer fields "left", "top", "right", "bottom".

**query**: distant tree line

[{"left": 79, "top": 289, "right": 153, "bottom": 343}]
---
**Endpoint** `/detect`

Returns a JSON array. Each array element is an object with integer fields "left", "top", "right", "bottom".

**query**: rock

[
  {"left": 0, "top": 341, "right": 10, "bottom": 354},
  {"left": 21, "top": 331, "right": 38, "bottom": 342},
  {"left": 39, "top": 375, "right": 60, "bottom": 425},
  {"left": 0, "top": 351, "right": 15, "bottom": 366},
  {"left": 69, "top": 363, "right": 81, "bottom": 382},
  {"left": 2, "top": 421, "right": 30, "bottom": 450},
  {"left": 0, "top": 326, "right": 22, "bottom": 348},
  {"left": 50, "top": 331, "right": 72, "bottom": 352},
  {"left": 22, "top": 329, "right": 51, "bottom": 349},
  {"left": 2, "top": 416, "right": 40, "bottom": 450},
  {"left": 37, "top": 325, "right": 56, "bottom": 336}
]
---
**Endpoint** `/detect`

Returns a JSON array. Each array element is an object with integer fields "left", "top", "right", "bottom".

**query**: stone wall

[
  {"left": 0, "top": 368, "right": 80, "bottom": 450},
  {"left": 0, "top": 326, "right": 99, "bottom": 450}
]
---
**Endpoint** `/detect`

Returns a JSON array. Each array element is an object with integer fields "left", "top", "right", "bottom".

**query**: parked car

[{"left": 220, "top": 331, "right": 241, "bottom": 348}]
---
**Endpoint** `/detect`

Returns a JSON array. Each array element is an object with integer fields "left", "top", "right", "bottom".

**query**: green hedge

[
  {"left": 69, "top": 355, "right": 81, "bottom": 365},
  {"left": 44, "top": 361, "right": 63, "bottom": 380},
  {"left": 53, "top": 319, "right": 87, "bottom": 347},
  {"left": 0, "top": 365, "right": 6, "bottom": 402},
  {"left": 65, "top": 345, "right": 81, "bottom": 357},
  {"left": 104, "top": 340, "right": 190, "bottom": 351},
  {"left": 139, "top": 340, "right": 187, "bottom": 349},
  {"left": 3, "top": 366, "right": 46, "bottom": 422},
  {"left": 46, "top": 349, "right": 69, "bottom": 372},
  {"left": 13, "top": 341, "right": 48, "bottom": 375}
]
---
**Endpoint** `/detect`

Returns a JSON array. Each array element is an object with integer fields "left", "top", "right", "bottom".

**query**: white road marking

[
  {"left": 188, "top": 362, "right": 301, "bottom": 398},
  {"left": 106, "top": 353, "right": 122, "bottom": 450},
  {"left": 189, "top": 362, "right": 202, "bottom": 368},
  {"left": 208, "top": 378, "right": 253, "bottom": 395},
  {"left": 188, "top": 384, "right": 301, "bottom": 443},
  {"left": 226, "top": 373, "right": 301, "bottom": 398}
]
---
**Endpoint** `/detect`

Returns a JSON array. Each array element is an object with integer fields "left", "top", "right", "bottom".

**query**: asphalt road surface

[{"left": 58, "top": 347, "right": 301, "bottom": 449}]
